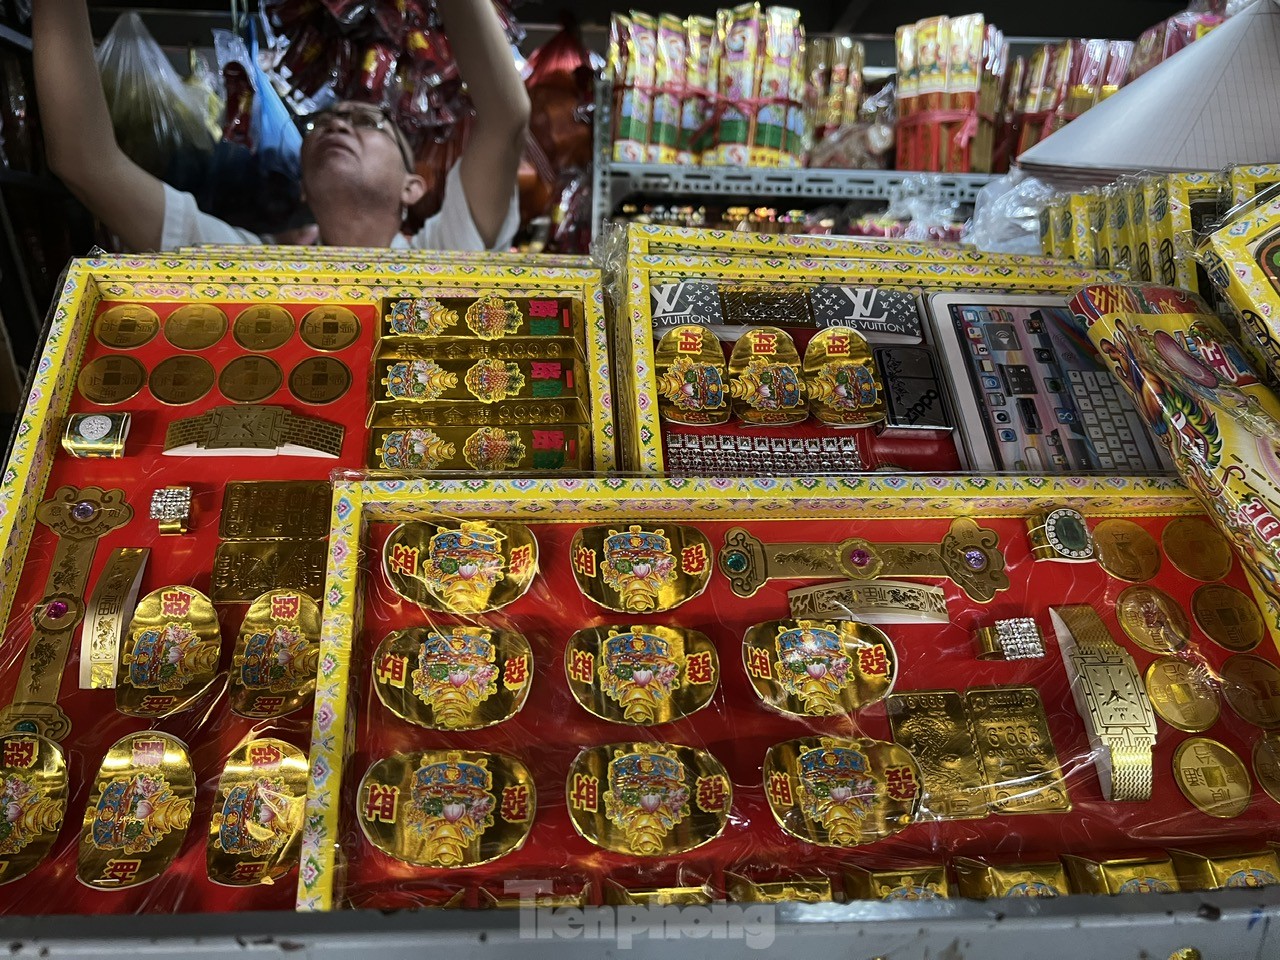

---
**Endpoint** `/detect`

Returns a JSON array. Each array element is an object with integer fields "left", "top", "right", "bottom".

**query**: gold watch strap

[
  {"left": 163, "top": 410, "right": 213, "bottom": 450},
  {"left": 1111, "top": 745, "right": 1154, "bottom": 802},
  {"left": 1050, "top": 604, "right": 1120, "bottom": 656},
  {"left": 280, "top": 411, "right": 345, "bottom": 457}
]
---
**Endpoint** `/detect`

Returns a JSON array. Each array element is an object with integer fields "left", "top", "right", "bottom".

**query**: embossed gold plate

[
  {"left": 743, "top": 618, "right": 896, "bottom": 717},
  {"left": 358, "top": 750, "right": 535, "bottom": 867},
  {"left": 373, "top": 625, "right": 532, "bottom": 730},
  {"left": 382, "top": 520, "right": 539, "bottom": 614},
  {"left": 570, "top": 524, "right": 712, "bottom": 613},
  {"left": 566, "top": 625, "right": 718, "bottom": 725},
  {"left": 229, "top": 590, "right": 321, "bottom": 719},
  {"left": 887, "top": 689, "right": 989, "bottom": 820},
  {"left": 654, "top": 325, "right": 730, "bottom": 425},
  {"left": 566, "top": 742, "right": 731, "bottom": 856},
  {"left": 206, "top": 738, "right": 307, "bottom": 886},
  {"left": 0, "top": 733, "right": 67, "bottom": 885},
  {"left": 116, "top": 586, "right": 222, "bottom": 718},
  {"left": 762, "top": 736, "right": 921, "bottom": 847},
  {"left": 964, "top": 685, "right": 1071, "bottom": 814},
  {"left": 78, "top": 731, "right": 194, "bottom": 889},
  {"left": 728, "top": 326, "right": 807, "bottom": 425},
  {"left": 802, "top": 327, "right": 886, "bottom": 427}
]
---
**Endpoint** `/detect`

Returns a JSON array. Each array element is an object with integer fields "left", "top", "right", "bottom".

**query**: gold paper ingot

[
  {"left": 952, "top": 856, "right": 1068, "bottom": 899},
  {"left": 382, "top": 520, "right": 538, "bottom": 614},
  {"left": 743, "top": 619, "right": 897, "bottom": 718},
  {"left": 479, "top": 887, "right": 589, "bottom": 909},
  {"left": 762, "top": 736, "right": 921, "bottom": 848},
  {"left": 373, "top": 626, "right": 532, "bottom": 730},
  {"left": 886, "top": 689, "right": 990, "bottom": 821},
  {"left": 368, "top": 424, "right": 590, "bottom": 472},
  {"left": 566, "top": 625, "right": 718, "bottom": 725},
  {"left": 78, "top": 731, "right": 194, "bottom": 889},
  {"left": 1062, "top": 853, "right": 1181, "bottom": 895},
  {"left": 369, "top": 397, "right": 590, "bottom": 428},
  {"left": 0, "top": 733, "right": 67, "bottom": 886},
  {"left": 602, "top": 881, "right": 714, "bottom": 905},
  {"left": 116, "top": 586, "right": 222, "bottom": 718},
  {"left": 229, "top": 591, "right": 321, "bottom": 719},
  {"left": 376, "top": 356, "right": 585, "bottom": 405},
  {"left": 654, "top": 325, "right": 730, "bottom": 425},
  {"left": 843, "top": 864, "right": 949, "bottom": 902},
  {"left": 725, "top": 873, "right": 833, "bottom": 904},
  {"left": 802, "top": 328, "right": 886, "bottom": 427},
  {"left": 728, "top": 327, "right": 808, "bottom": 425},
  {"left": 1168, "top": 847, "right": 1280, "bottom": 892},
  {"left": 566, "top": 742, "right": 731, "bottom": 857},
  {"left": 206, "top": 738, "right": 307, "bottom": 886},
  {"left": 357, "top": 750, "right": 535, "bottom": 868},
  {"left": 570, "top": 524, "right": 713, "bottom": 614},
  {"left": 381, "top": 294, "right": 584, "bottom": 344}
]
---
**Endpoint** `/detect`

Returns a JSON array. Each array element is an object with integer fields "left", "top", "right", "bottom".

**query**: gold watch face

[{"left": 1081, "top": 660, "right": 1151, "bottom": 726}]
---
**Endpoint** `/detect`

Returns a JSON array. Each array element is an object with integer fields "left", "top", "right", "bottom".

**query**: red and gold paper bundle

[
  {"left": 713, "top": 2, "right": 763, "bottom": 166},
  {"left": 678, "top": 16, "right": 716, "bottom": 164},
  {"left": 649, "top": 14, "right": 688, "bottom": 163}
]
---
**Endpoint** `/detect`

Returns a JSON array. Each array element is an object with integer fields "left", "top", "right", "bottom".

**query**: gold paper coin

[
  {"left": 1162, "top": 517, "right": 1234, "bottom": 581},
  {"left": 1145, "top": 657, "right": 1220, "bottom": 732},
  {"left": 149, "top": 355, "right": 214, "bottom": 405},
  {"left": 95, "top": 303, "right": 159, "bottom": 348},
  {"left": 1172, "top": 737, "right": 1251, "bottom": 818},
  {"left": 1220, "top": 655, "right": 1280, "bottom": 729},
  {"left": 1115, "top": 585, "right": 1190, "bottom": 653},
  {"left": 233, "top": 304, "right": 295, "bottom": 351},
  {"left": 206, "top": 738, "right": 307, "bottom": 886},
  {"left": 78, "top": 355, "right": 145, "bottom": 405},
  {"left": 1251, "top": 735, "right": 1280, "bottom": 805},
  {"left": 165, "top": 304, "right": 227, "bottom": 350},
  {"left": 299, "top": 305, "right": 361, "bottom": 351},
  {"left": 1192, "top": 584, "right": 1265, "bottom": 652},
  {"left": 1093, "top": 519, "right": 1161, "bottom": 583},
  {"left": 219, "top": 355, "right": 283, "bottom": 403},
  {"left": 0, "top": 733, "right": 67, "bottom": 886},
  {"left": 289, "top": 356, "right": 352, "bottom": 405}
]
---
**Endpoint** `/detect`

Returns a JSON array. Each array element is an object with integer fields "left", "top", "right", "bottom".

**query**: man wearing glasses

[{"left": 33, "top": 0, "right": 530, "bottom": 252}]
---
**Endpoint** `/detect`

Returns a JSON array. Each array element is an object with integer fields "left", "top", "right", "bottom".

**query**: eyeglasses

[{"left": 299, "top": 105, "right": 414, "bottom": 172}]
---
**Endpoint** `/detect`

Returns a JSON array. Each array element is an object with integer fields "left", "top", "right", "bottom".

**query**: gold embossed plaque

[
  {"left": 117, "top": 586, "right": 222, "bottom": 718},
  {"left": 964, "top": 685, "right": 1071, "bottom": 814},
  {"left": 887, "top": 689, "right": 989, "bottom": 820},
  {"left": 1145, "top": 656, "right": 1220, "bottom": 732},
  {"left": 207, "top": 738, "right": 307, "bottom": 886},
  {"left": 1115, "top": 585, "right": 1190, "bottom": 654},
  {"left": 570, "top": 524, "right": 712, "bottom": 613},
  {"left": 229, "top": 591, "right": 321, "bottom": 719},
  {"left": 1093, "top": 519, "right": 1161, "bottom": 583}
]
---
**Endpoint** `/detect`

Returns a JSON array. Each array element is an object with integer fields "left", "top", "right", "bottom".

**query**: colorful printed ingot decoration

[
  {"left": 207, "top": 738, "right": 307, "bottom": 887},
  {"left": 378, "top": 356, "right": 580, "bottom": 405},
  {"left": 762, "top": 737, "right": 921, "bottom": 847},
  {"left": 1168, "top": 847, "right": 1280, "bottom": 892},
  {"left": 743, "top": 619, "right": 897, "bottom": 718},
  {"left": 802, "top": 328, "right": 886, "bottom": 427},
  {"left": 371, "top": 426, "right": 457, "bottom": 470},
  {"left": 728, "top": 327, "right": 807, "bottom": 425},
  {"left": 373, "top": 626, "right": 532, "bottom": 731},
  {"left": 0, "top": 734, "right": 67, "bottom": 886},
  {"left": 357, "top": 750, "right": 535, "bottom": 868},
  {"left": 381, "top": 357, "right": 460, "bottom": 402},
  {"left": 719, "top": 517, "right": 1009, "bottom": 603},
  {"left": 78, "top": 732, "right": 194, "bottom": 889},
  {"left": 1061, "top": 853, "right": 1180, "bottom": 895},
  {"left": 843, "top": 864, "right": 950, "bottom": 902},
  {"left": 724, "top": 873, "right": 834, "bottom": 904},
  {"left": 229, "top": 591, "right": 321, "bottom": 719},
  {"left": 952, "top": 856, "right": 1068, "bottom": 899},
  {"left": 386, "top": 296, "right": 460, "bottom": 336},
  {"left": 570, "top": 523, "right": 713, "bottom": 613},
  {"left": 566, "top": 743, "right": 731, "bottom": 857},
  {"left": 117, "top": 586, "right": 221, "bottom": 718},
  {"left": 654, "top": 325, "right": 729, "bottom": 425},
  {"left": 565, "top": 625, "right": 717, "bottom": 725},
  {"left": 382, "top": 520, "right": 538, "bottom": 614},
  {"left": 383, "top": 294, "right": 581, "bottom": 342}
]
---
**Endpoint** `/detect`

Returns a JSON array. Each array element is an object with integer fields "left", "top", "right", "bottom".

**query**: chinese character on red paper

[
  {"left": 568, "top": 649, "right": 595, "bottom": 685},
  {"left": 376, "top": 654, "right": 407, "bottom": 687},
  {"left": 248, "top": 743, "right": 283, "bottom": 768},
  {"left": 695, "top": 775, "right": 728, "bottom": 813},
  {"left": 509, "top": 544, "right": 534, "bottom": 578},
  {"left": 752, "top": 332, "right": 778, "bottom": 354},
  {"left": 388, "top": 544, "right": 419, "bottom": 578},
  {"left": 884, "top": 766, "right": 919, "bottom": 802},
  {"left": 746, "top": 647, "right": 773, "bottom": 680},
  {"left": 858, "top": 644, "right": 890, "bottom": 677},
  {"left": 573, "top": 545, "right": 597, "bottom": 578},
  {"left": 528, "top": 299, "right": 557, "bottom": 318},
  {"left": 686, "top": 651, "right": 714, "bottom": 685},
  {"left": 229, "top": 862, "right": 266, "bottom": 883},
  {"left": 503, "top": 656, "right": 529, "bottom": 689},
  {"left": 102, "top": 859, "right": 141, "bottom": 884},
  {"left": 131, "top": 738, "right": 166, "bottom": 768},
  {"left": 530, "top": 361, "right": 562, "bottom": 380},
  {"left": 680, "top": 543, "right": 708, "bottom": 575},
  {"left": 363, "top": 783, "right": 400, "bottom": 823},
  {"left": 826, "top": 333, "right": 850, "bottom": 356},
  {"left": 2, "top": 738, "right": 36, "bottom": 768},
  {"left": 533, "top": 430, "right": 565, "bottom": 451},
  {"left": 161, "top": 590, "right": 192, "bottom": 618},
  {"left": 570, "top": 773, "right": 598, "bottom": 812},
  {"left": 270, "top": 594, "right": 301, "bottom": 620},
  {"left": 767, "top": 771, "right": 794, "bottom": 807},
  {"left": 253, "top": 696, "right": 286, "bottom": 715},
  {"left": 501, "top": 784, "right": 530, "bottom": 822},
  {"left": 677, "top": 329, "right": 703, "bottom": 353}
]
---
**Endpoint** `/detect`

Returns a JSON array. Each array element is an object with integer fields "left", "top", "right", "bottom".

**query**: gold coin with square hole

[
  {"left": 150, "top": 355, "right": 215, "bottom": 405},
  {"left": 165, "top": 304, "right": 228, "bottom": 350},
  {"left": 94, "top": 304, "right": 159, "bottom": 348},
  {"left": 289, "top": 357, "right": 351, "bottom": 405},
  {"left": 219, "top": 355, "right": 283, "bottom": 403},
  {"left": 233, "top": 305, "right": 294, "bottom": 351},
  {"left": 300, "top": 306, "right": 361, "bottom": 351},
  {"left": 78, "top": 355, "right": 146, "bottom": 404}
]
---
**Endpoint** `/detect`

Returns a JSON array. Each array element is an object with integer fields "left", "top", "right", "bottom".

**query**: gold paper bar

[
  {"left": 952, "top": 856, "right": 1068, "bottom": 898},
  {"left": 725, "top": 873, "right": 832, "bottom": 903},
  {"left": 1062, "top": 854, "right": 1180, "bottom": 895},
  {"left": 1168, "top": 848, "right": 1280, "bottom": 891},
  {"left": 368, "top": 423, "right": 590, "bottom": 472},
  {"left": 844, "top": 864, "right": 949, "bottom": 902},
  {"left": 370, "top": 397, "right": 590, "bottom": 428},
  {"left": 211, "top": 541, "right": 327, "bottom": 604},
  {"left": 375, "top": 356, "right": 586, "bottom": 406},
  {"left": 887, "top": 690, "right": 989, "bottom": 820},
  {"left": 218, "top": 480, "right": 331, "bottom": 541},
  {"left": 381, "top": 295, "right": 584, "bottom": 343},
  {"left": 964, "top": 685, "right": 1070, "bottom": 815},
  {"left": 602, "top": 881, "right": 714, "bottom": 905},
  {"left": 374, "top": 337, "right": 584, "bottom": 363}
]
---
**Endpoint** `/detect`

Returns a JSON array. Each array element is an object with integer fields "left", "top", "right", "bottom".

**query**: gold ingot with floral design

[
  {"left": 570, "top": 524, "right": 712, "bottom": 614},
  {"left": 229, "top": 591, "right": 321, "bottom": 719},
  {"left": 0, "top": 733, "right": 67, "bottom": 885},
  {"left": 206, "top": 738, "right": 308, "bottom": 886},
  {"left": 727, "top": 326, "right": 807, "bottom": 425},
  {"left": 382, "top": 520, "right": 539, "bottom": 614},
  {"left": 116, "top": 586, "right": 222, "bottom": 718}
]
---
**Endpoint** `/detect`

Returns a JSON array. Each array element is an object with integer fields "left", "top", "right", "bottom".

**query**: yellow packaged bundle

[
  {"left": 1201, "top": 193, "right": 1280, "bottom": 382},
  {"left": 1105, "top": 182, "right": 1132, "bottom": 272},
  {"left": 1166, "top": 171, "right": 1226, "bottom": 298},
  {"left": 1088, "top": 190, "right": 1111, "bottom": 269},
  {"left": 894, "top": 25, "right": 918, "bottom": 170},
  {"left": 783, "top": 22, "right": 808, "bottom": 166},
  {"left": 1054, "top": 192, "right": 1075, "bottom": 262},
  {"left": 611, "top": 13, "right": 656, "bottom": 162},
  {"left": 1230, "top": 163, "right": 1280, "bottom": 207},
  {"left": 1126, "top": 178, "right": 1151, "bottom": 281},
  {"left": 649, "top": 13, "right": 688, "bottom": 163},
  {"left": 713, "top": 2, "right": 763, "bottom": 166},
  {"left": 679, "top": 16, "right": 715, "bottom": 165},
  {"left": 1143, "top": 174, "right": 1174, "bottom": 284},
  {"left": 751, "top": 6, "right": 802, "bottom": 167},
  {"left": 1069, "top": 193, "right": 1094, "bottom": 265}
]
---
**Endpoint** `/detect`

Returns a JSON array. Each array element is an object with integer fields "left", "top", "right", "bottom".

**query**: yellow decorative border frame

[{"left": 298, "top": 472, "right": 1200, "bottom": 911}]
